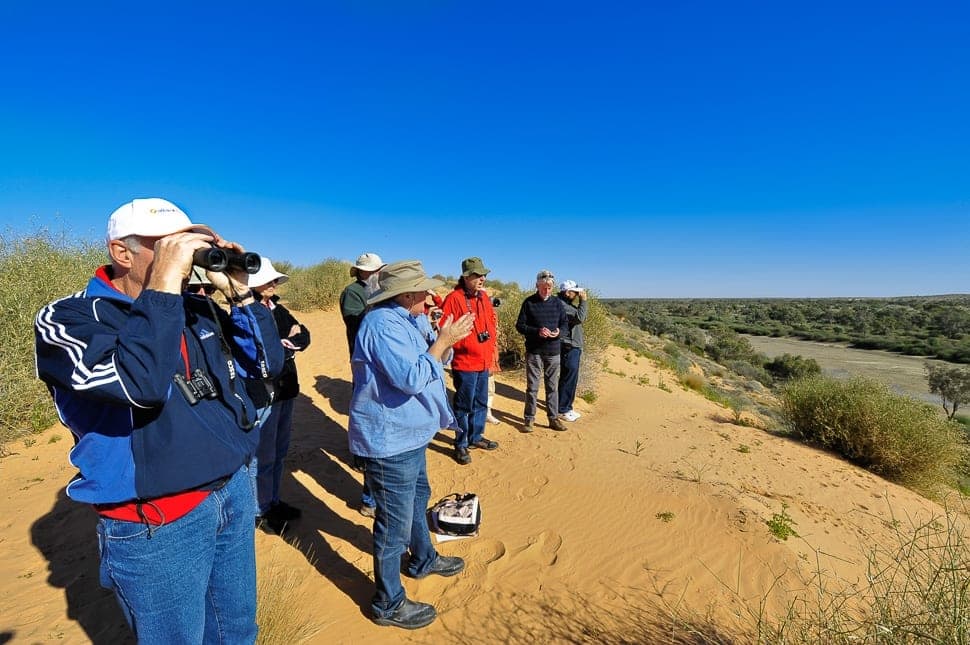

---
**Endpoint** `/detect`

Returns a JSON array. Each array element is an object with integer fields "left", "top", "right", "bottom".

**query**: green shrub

[
  {"left": 781, "top": 375, "right": 967, "bottom": 493},
  {"left": 764, "top": 353, "right": 821, "bottom": 381},
  {"left": 282, "top": 258, "right": 348, "bottom": 311},
  {"left": 1, "top": 228, "right": 105, "bottom": 447},
  {"left": 680, "top": 372, "right": 707, "bottom": 392}
]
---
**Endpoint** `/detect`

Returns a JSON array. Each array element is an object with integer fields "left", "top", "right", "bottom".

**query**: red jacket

[{"left": 440, "top": 286, "right": 497, "bottom": 371}]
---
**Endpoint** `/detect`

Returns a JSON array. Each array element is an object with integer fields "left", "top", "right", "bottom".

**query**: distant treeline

[{"left": 603, "top": 296, "right": 970, "bottom": 364}]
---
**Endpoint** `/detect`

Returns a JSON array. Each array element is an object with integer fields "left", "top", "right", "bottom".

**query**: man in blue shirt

[{"left": 348, "top": 260, "right": 475, "bottom": 630}]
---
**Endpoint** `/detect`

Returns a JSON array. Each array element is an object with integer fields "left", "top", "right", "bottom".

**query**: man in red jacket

[{"left": 439, "top": 257, "right": 500, "bottom": 465}]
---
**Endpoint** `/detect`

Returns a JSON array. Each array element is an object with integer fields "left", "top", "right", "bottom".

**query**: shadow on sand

[
  {"left": 30, "top": 488, "right": 134, "bottom": 644},
  {"left": 265, "top": 388, "right": 375, "bottom": 615}
]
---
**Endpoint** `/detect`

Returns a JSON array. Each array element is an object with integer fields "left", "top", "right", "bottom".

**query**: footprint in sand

[
  {"left": 510, "top": 530, "right": 563, "bottom": 566},
  {"left": 515, "top": 474, "right": 550, "bottom": 500}
]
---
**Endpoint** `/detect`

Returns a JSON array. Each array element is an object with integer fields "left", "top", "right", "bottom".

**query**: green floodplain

[{"left": 603, "top": 295, "right": 970, "bottom": 406}]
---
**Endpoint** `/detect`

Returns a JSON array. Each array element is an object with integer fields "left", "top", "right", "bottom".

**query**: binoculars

[{"left": 192, "top": 247, "right": 261, "bottom": 274}]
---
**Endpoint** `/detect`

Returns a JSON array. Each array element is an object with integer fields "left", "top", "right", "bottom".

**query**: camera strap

[{"left": 201, "top": 296, "right": 256, "bottom": 431}]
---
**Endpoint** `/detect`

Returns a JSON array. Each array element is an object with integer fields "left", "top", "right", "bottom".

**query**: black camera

[
  {"left": 192, "top": 247, "right": 262, "bottom": 274},
  {"left": 491, "top": 297, "right": 501, "bottom": 307},
  {"left": 173, "top": 369, "right": 219, "bottom": 405},
  {"left": 477, "top": 330, "right": 491, "bottom": 343},
  {"left": 430, "top": 310, "right": 443, "bottom": 322}
]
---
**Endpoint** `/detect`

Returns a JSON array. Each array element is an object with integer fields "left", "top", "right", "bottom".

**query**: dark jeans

[
  {"left": 362, "top": 446, "right": 438, "bottom": 618},
  {"left": 452, "top": 369, "right": 489, "bottom": 449},
  {"left": 559, "top": 346, "right": 582, "bottom": 414}
]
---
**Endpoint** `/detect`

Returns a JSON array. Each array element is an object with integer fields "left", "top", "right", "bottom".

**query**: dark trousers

[{"left": 559, "top": 346, "right": 581, "bottom": 414}]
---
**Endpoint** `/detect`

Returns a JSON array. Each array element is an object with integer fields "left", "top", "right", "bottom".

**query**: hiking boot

[
  {"left": 256, "top": 513, "right": 288, "bottom": 535},
  {"left": 469, "top": 438, "right": 499, "bottom": 450},
  {"left": 549, "top": 418, "right": 568, "bottom": 431},
  {"left": 455, "top": 447, "right": 472, "bottom": 465},
  {"left": 521, "top": 420, "right": 534, "bottom": 433},
  {"left": 272, "top": 500, "right": 302, "bottom": 520},
  {"left": 359, "top": 504, "right": 376, "bottom": 518},
  {"left": 410, "top": 555, "right": 466, "bottom": 579},
  {"left": 373, "top": 598, "right": 437, "bottom": 630}
]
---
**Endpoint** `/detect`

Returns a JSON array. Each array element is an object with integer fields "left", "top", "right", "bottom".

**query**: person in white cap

[
  {"left": 339, "top": 252, "right": 385, "bottom": 357},
  {"left": 248, "top": 257, "right": 311, "bottom": 534},
  {"left": 34, "top": 198, "right": 284, "bottom": 642},
  {"left": 557, "top": 280, "right": 589, "bottom": 421},
  {"left": 339, "top": 252, "right": 386, "bottom": 517}
]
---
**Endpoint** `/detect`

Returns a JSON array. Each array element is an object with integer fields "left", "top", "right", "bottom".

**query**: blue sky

[{"left": 1, "top": 1, "right": 967, "bottom": 297}]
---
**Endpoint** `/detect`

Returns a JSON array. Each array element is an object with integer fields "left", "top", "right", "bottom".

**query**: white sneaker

[
  {"left": 570, "top": 410, "right": 582, "bottom": 420},
  {"left": 486, "top": 414, "right": 501, "bottom": 425},
  {"left": 563, "top": 411, "right": 580, "bottom": 422}
]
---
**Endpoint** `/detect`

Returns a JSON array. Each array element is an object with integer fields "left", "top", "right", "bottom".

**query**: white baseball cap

[
  {"left": 559, "top": 279, "right": 584, "bottom": 293},
  {"left": 106, "top": 198, "right": 212, "bottom": 243},
  {"left": 247, "top": 256, "right": 289, "bottom": 288}
]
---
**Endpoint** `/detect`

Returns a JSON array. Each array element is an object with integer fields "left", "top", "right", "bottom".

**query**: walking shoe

[
  {"left": 486, "top": 414, "right": 501, "bottom": 425},
  {"left": 469, "top": 438, "right": 499, "bottom": 450},
  {"left": 562, "top": 410, "right": 580, "bottom": 422},
  {"left": 272, "top": 500, "right": 302, "bottom": 520},
  {"left": 373, "top": 598, "right": 437, "bottom": 630},
  {"left": 410, "top": 555, "right": 466, "bottom": 579},
  {"left": 549, "top": 418, "right": 568, "bottom": 431},
  {"left": 521, "top": 420, "right": 534, "bottom": 433},
  {"left": 359, "top": 504, "right": 376, "bottom": 518},
  {"left": 256, "top": 514, "right": 288, "bottom": 535},
  {"left": 455, "top": 447, "right": 472, "bottom": 465}
]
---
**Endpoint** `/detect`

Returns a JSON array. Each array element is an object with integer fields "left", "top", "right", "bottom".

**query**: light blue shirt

[{"left": 348, "top": 301, "right": 455, "bottom": 458}]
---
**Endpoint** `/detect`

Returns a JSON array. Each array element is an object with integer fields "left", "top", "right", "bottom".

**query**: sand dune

[{"left": 0, "top": 308, "right": 952, "bottom": 643}]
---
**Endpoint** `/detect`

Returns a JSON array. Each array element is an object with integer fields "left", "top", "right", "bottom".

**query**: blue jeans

[
  {"left": 363, "top": 446, "right": 438, "bottom": 618},
  {"left": 524, "top": 352, "right": 561, "bottom": 422},
  {"left": 255, "top": 398, "right": 295, "bottom": 514},
  {"left": 452, "top": 369, "right": 489, "bottom": 449},
  {"left": 558, "top": 346, "right": 582, "bottom": 414},
  {"left": 97, "top": 465, "right": 258, "bottom": 644}
]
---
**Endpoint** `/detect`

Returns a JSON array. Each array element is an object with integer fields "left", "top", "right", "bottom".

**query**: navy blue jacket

[
  {"left": 515, "top": 293, "right": 569, "bottom": 356},
  {"left": 34, "top": 268, "right": 284, "bottom": 504}
]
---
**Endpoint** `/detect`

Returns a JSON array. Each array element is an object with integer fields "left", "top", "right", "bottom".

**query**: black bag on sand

[{"left": 428, "top": 493, "right": 481, "bottom": 536}]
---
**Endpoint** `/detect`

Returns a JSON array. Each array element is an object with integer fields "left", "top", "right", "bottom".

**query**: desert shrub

[
  {"left": 764, "top": 353, "right": 821, "bottom": 381},
  {"left": 755, "top": 505, "right": 970, "bottom": 643},
  {"left": 256, "top": 546, "right": 323, "bottom": 643},
  {"left": 705, "top": 327, "right": 760, "bottom": 364},
  {"left": 781, "top": 375, "right": 966, "bottom": 492},
  {"left": 283, "top": 258, "right": 348, "bottom": 311},
  {"left": 495, "top": 283, "right": 527, "bottom": 368},
  {"left": 726, "top": 360, "right": 774, "bottom": 386},
  {"left": 1, "top": 228, "right": 105, "bottom": 447},
  {"left": 681, "top": 372, "right": 707, "bottom": 392}
]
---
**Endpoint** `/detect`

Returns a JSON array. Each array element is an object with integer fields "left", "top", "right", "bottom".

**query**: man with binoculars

[
  {"left": 439, "top": 256, "right": 500, "bottom": 465},
  {"left": 34, "top": 197, "right": 283, "bottom": 643}
]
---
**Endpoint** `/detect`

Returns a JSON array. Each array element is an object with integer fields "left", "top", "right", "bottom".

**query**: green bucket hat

[{"left": 461, "top": 256, "right": 490, "bottom": 277}]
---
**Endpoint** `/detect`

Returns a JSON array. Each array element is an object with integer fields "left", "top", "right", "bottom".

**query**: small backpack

[{"left": 429, "top": 493, "right": 481, "bottom": 536}]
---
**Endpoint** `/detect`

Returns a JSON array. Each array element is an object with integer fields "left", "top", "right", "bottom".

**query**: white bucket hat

[
  {"left": 247, "top": 256, "right": 289, "bottom": 288},
  {"left": 351, "top": 252, "right": 384, "bottom": 277}
]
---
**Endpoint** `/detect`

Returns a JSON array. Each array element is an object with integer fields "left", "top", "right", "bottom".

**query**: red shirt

[{"left": 440, "top": 286, "right": 497, "bottom": 371}]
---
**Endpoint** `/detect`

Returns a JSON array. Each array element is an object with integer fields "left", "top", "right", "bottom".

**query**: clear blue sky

[{"left": 1, "top": 1, "right": 967, "bottom": 297}]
